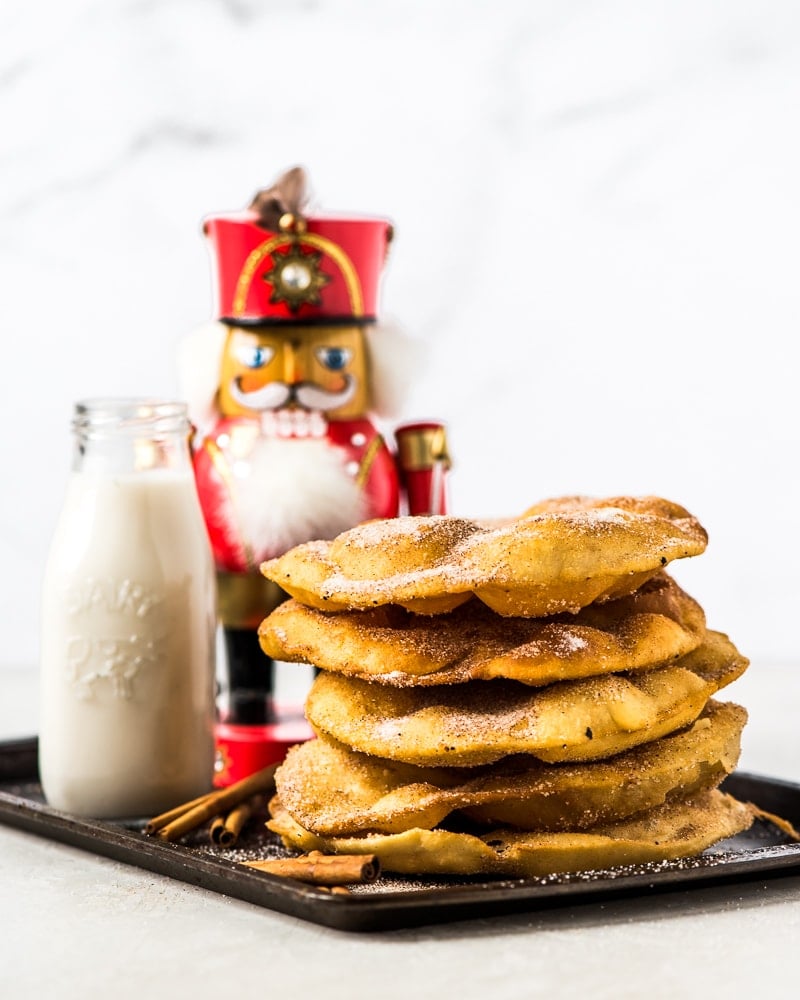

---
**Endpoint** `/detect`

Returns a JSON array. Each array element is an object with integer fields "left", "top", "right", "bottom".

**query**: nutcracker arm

[{"left": 394, "top": 422, "right": 452, "bottom": 516}]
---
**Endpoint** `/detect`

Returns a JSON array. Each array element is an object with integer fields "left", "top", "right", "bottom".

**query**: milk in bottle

[{"left": 39, "top": 400, "right": 216, "bottom": 817}]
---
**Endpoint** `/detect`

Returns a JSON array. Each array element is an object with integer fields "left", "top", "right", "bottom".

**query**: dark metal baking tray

[{"left": 2, "top": 736, "right": 800, "bottom": 933}]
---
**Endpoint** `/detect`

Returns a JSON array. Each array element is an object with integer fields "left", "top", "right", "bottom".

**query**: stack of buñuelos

[{"left": 258, "top": 495, "right": 755, "bottom": 878}]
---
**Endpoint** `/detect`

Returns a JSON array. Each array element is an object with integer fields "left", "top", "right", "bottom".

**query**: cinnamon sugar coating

[
  {"left": 304, "top": 631, "right": 748, "bottom": 766},
  {"left": 266, "top": 790, "right": 755, "bottom": 878},
  {"left": 260, "top": 495, "right": 708, "bottom": 617},
  {"left": 275, "top": 701, "right": 746, "bottom": 835},
  {"left": 259, "top": 573, "right": 706, "bottom": 687}
]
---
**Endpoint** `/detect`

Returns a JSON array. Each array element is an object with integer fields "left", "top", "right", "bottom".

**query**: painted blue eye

[
  {"left": 235, "top": 344, "right": 275, "bottom": 369},
  {"left": 315, "top": 346, "right": 352, "bottom": 371}
]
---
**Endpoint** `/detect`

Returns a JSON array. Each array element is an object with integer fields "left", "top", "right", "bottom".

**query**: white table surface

[{"left": 2, "top": 660, "right": 799, "bottom": 1000}]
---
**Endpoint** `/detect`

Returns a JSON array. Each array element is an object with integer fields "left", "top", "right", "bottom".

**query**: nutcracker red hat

[{"left": 203, "top": 167, "right": 393, "bottom": 325}]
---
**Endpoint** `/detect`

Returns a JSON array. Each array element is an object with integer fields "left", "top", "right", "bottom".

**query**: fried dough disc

[
  {"left": 260, "top": 573, "right": 706, "bottom": 687},
  {"left": 267, "top": 790, "right": 754, "bottom": 877},
  {"left": 260, "top": 495, "right": 707, "bottom": 617},
  {"left": 275, "top": 701, "right": 745, "bottom": 835},
  {"left": 304, "top": 631, "right": 748, "bottom": 766}
]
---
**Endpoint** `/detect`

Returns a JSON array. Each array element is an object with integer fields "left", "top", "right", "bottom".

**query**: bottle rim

[{"left": 72, "top": 398, "right": 190, "bottom": 437}]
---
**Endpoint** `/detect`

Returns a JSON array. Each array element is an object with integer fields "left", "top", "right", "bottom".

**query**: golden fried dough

[
  {"left": 267, "top": 790, "right": 754, "bottom": 877},
  {"left": 260, "top": 573, "right": 706, "bottom": 687},
  {"left": 260, "top": 495, "right": 707, "bottom": 617},
  {"left": 304, "top": 631, "right": 748, "bottom": 766},
  {"left": 275, "top": 701, "right": 745, "bottom": 835}
]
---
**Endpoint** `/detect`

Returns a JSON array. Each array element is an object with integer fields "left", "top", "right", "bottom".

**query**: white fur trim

[
  {"left": 365, "top": 318, "right": 424, "bottom": 418},
  {"left": 175, "top": 321, "right": 227, "bottom": 434},
  {"left": 228, "top": 436, "right": 367, "bottom": 559}
]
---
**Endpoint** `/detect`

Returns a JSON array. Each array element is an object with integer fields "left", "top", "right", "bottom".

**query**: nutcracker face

[{"left": 218, "top": 324, "right": 369, "bottom": 421}]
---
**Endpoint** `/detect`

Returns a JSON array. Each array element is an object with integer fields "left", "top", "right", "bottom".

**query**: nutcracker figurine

[{"left": 179, "top": 167, "right": 451, "bottom": 783}]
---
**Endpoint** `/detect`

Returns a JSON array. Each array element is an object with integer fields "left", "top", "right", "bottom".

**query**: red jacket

[{"left": 193, "top": 415, "right": 401, "bottom": 573}]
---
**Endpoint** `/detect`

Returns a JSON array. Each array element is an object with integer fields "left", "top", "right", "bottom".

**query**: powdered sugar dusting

[
  {"left": 262, "top": 575, "right": 704, "bottom": 689},
  {"left": 267, "top": 497, "right": 709, "bottom": 617}
]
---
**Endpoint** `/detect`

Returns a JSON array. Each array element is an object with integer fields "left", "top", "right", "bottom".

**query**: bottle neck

[{"left": 72, "top": 399, "right": 193, "bottom": 476}]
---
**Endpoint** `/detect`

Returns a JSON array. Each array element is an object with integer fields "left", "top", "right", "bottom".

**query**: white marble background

[{"left": 2, "top": 0, "right": 799, "bottom": 671}]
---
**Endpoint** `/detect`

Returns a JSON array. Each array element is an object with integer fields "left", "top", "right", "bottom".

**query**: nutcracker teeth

[
  {"left": 258, "top": 407, "right": 329, "bottom": 439},
  {"left": 260, "top": 412, "right": 278, "bottom": 437},
  {"left": 277, "top": 411, "right": 294, "bottom": 438},
  {"left": 310, "top": 411, "right": 327, "bottom": 438}
]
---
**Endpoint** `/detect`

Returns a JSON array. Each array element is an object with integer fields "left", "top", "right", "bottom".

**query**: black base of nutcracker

[{"left": 222, "top": 627, "right": 275, "bottom": 725}]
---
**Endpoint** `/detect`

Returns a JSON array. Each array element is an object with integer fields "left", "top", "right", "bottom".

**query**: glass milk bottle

[{"left": 39, "top": 400, "right": 216, "bottom": 817}]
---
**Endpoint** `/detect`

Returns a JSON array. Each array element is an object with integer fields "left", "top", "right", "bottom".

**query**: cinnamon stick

[
  {"left": 218, "top": 794, "right": 265, "bottom": 848},
  {"left": 144, "top": 791, "right": 217, "bottom": 835},
  {"left": 209, "top": 816, "right": 227, "bottom": 845},
  {"left": 243, "top": 851, "right": 380, "bottom": 886},
  {"left": 151, "top": 764, "right": 278, "bottom": 842}
]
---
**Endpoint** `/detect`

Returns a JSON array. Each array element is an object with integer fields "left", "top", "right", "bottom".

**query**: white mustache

[
  {"left": 229, "top": 376, "right": 356, "bottom": 412},
  {"left": 297, "top": 378, "right": 356, "bottom": 410},
  {"left": 230, "top": 381, "right": 293, "bottom": 410}
]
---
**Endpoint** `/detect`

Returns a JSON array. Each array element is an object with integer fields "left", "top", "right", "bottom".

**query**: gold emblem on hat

[{"left": 263, "top": 242, "right": 331, "bottom": 312}]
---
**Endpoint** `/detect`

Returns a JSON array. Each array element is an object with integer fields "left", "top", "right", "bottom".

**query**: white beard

[{"left": 226, "top": 436, "right": 367, "bottom": 561}]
